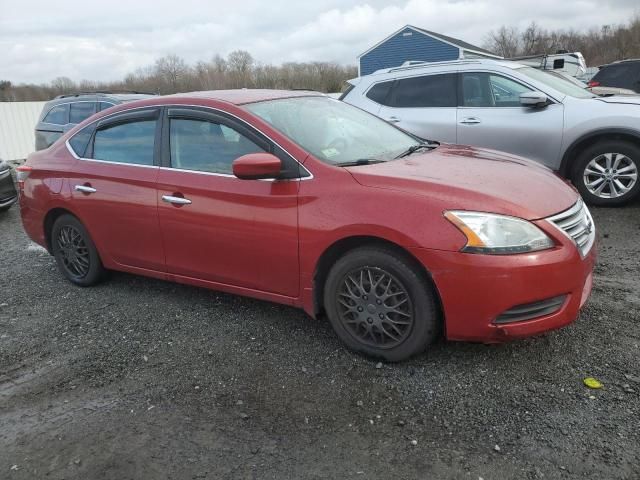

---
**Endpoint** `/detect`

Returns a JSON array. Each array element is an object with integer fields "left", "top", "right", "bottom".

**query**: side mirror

[
  {"left": 520, "top": 91, "right": 549, "bottom": 108},
  {"left": 232, "top": 153, "right": 282, "bottom": 180}
]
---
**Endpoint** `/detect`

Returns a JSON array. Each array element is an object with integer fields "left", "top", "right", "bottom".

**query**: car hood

[
  {"left": 346, "top": 144, "right": 578, "bottom": 220},
  {"left": 594, "top": 95, "right": 640, "bottom": 105}
]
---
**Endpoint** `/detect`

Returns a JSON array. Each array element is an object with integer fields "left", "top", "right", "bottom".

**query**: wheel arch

[
  {"left": 560, "top": 128, "right": 640, "bottom": 177},
  {"left": 312, "top": 235, "right": 444, "bottom": 321},
  {"left": 43, "top": 207, "right": 78, "bottom": 254}
]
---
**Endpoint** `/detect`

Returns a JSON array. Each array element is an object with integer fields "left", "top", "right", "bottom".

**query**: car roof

[
  {"left": 599, "top": 59, "right": 640, "bottom": 68},
  {"left": 168, "top": 89, "right": 326, "bottom": 105},
  {"left": 46, "top": 92, "right": 156, "bottom": 105},
  {"left": 364, "top": 58, "right": 524, "bottom": 77}
]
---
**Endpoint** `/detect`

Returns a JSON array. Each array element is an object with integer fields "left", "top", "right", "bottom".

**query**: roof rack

[
  {"left": 384, "top": 59, "right": 483, "bottom": 74},
  {"left": 54, "top": 90, "right": 157, "bottom": 99}
]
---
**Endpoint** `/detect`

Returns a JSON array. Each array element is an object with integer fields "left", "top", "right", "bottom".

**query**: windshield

[
  {"left": 244, "top": 96, "right": 419, "bottom": 165},
  {"left": 516, "top": 66, "right": 596, "bottom": 99}
]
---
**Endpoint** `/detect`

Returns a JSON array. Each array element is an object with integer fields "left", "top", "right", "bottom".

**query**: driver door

[
  {"left": 456, "top": 72, "right": 564, "bottom": 168},
  {"left": 156, "top": 107, "right": 301, "bottom": 297}
]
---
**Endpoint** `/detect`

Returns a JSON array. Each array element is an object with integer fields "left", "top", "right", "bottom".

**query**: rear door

[
  {"left": 456, "top": 72, "right": 564, "bottom": 167},
  {"left": 68, "top": 108, "right": 165, "bottom": 272},
  {"left": 156, "top": 107, "right": 300, "bottom": 297},
  {"left": 377, "top": 73, "right": 458, "bottom": 142}
]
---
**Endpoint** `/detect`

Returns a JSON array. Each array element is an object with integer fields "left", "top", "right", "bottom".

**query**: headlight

[{"left": 444, "top": 211, "right": 554, "bottom": 254}]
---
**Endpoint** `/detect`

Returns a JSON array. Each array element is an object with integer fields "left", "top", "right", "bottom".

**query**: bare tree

[
  {"left": 227, "top": 50, "right": 254, "bottom": 88},
  {"left": 6, "top": 16, "right": 640, "bottom": 103},
  {"left": 154, "top": 54, "right": 190, "bottom": 93},
  {"left": 485, "top": 26, "right": 520, "bottom": 58},
  {"left": 50, "top": 76, "right": 76, "bottom": 95}
]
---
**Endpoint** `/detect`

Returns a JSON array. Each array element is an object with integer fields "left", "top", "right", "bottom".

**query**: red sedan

[{"left": 18, "top": 90, "right": 596, "bottom": 361}]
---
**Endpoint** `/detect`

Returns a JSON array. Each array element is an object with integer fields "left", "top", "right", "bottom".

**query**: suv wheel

[
  {"left": 51, "top": 214, "right": 106, "bottom": 286},
  {"left": 323, "top": 246, "right": 439, "bottom": 362},
  {"left": 573, "top": 140, "right": 640, "bottom": 206}
]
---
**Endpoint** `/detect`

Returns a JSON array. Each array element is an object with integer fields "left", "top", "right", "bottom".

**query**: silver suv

[{"left": 341, "top": 59, "right": 640, "bottom": 206}]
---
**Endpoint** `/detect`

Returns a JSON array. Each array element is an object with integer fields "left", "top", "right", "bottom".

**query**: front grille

[
  {"left": 547, "top": 199, "right": 595, "bottom": 257},
  {"left": 495, "top": 295, "right": 567, "bottom": 324}
]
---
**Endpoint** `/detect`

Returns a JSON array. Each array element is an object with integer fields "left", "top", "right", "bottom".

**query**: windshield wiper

[
  {"left": 338, "top": 159, "right": 387, "bottom": 167},
  {"left": 394, "top": 142, "right": 436, "bottom": 159}
]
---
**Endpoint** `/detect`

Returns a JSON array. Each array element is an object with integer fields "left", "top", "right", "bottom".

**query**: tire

[
  {"left": 323, "top": 246, "right": 440, "bottom": 362},
  {"left": 51, "top": 214, "right": 106, "bottom": 287},
  {"left": 0, "top": 204, "right": 12, "bottom": 213},
  {"left": 572, "top": 140, "right": 640, "bottom": 207}
]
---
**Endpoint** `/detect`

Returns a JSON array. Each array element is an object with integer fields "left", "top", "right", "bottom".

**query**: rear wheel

[
  {"left": 573, "top": 140, "right": 640, "bottom": 206},
  {"left": 323, "top": 246, "right": 439, "bottom": 362},
  {"left": 51, "top": 214, "right": 106, "bottom": 286}
]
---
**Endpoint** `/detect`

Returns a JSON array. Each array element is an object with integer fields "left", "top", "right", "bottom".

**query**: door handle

[
  {"left": 74, "top": 185, "right": 97, "bottom": 194},
  {"left": 459, "top": 117, "right": 481, "bottom": 125},
  {"left": 162, "top": 195, "right": 192, "bottom": 206},
  {"left": 386, "top": 116, "right": 401, "bottom": 123}
]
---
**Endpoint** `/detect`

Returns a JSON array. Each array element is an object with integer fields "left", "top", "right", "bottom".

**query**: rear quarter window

[
  {"left": 68, "top": 124, "right": 96, "bottom": 158},
  {"left": 42, "top": 104, "right": 69, "bottom": 125},
  {"left": 365, "top": 81, "right": 394, "bottom": 105}
]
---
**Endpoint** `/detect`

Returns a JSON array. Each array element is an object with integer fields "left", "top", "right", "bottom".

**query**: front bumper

[
  {"left": 0, "top": 169, "right": 18, "bottom": 208},
  {"left": 409, "top": 237, "right": 596, "bottom": 343}
]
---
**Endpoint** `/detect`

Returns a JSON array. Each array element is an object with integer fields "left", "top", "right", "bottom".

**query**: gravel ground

[{"left": 1, "top": 200, "right": 639, "bottom": 480}]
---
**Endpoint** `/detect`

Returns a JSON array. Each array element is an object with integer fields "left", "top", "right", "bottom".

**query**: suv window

[
  {"left": 365, "top": 81, "right": 394, "bottom": 105},
  {"left": 69, "top": 102, "right": 96, "bottom": 124},
  {"left": 390, "top": 74, "right": 457, "bottom": 108},
  {"left": 92, "top": 120, "right": 156, "bottom": 165},
  {"left": 43, "top": 104, "right": 69, "bottom": 125},
  {"left": 592, "top": 63, "right": 639, "bottom": 90},
  {"left": 99, "top": 102, "right": 115, "bottom": 112},
  {"left": 461, "top": 73, "right": 532, "bottom": 107},
  {"left": 169, "top": 119, "right": 266, "bottom": 175}
]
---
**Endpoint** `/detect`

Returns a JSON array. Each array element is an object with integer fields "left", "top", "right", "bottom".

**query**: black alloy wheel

[
  {"left": 324, "top": 246, "right": 439, "bottom": 361},
  {"left": 51, "top": 214, "right": 106, "bottom": 286}
]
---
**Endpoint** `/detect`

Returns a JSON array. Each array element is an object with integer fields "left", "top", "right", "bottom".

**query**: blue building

[{"left": 358, "top": 25, "right": 502, "bottom": 76}]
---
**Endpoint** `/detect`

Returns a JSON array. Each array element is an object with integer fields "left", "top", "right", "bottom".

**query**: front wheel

[
  {"left": 51, "top": 214, "right": 106, "bottom": 286},
  {"left": 573, "top": 141, "right": 640, "bottom": 206},
  {"left": 323, "top": 246, "right": 440, "bottom": 362}
]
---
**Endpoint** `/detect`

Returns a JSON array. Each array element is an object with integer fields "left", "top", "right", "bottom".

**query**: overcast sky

[{"left": 1, "top": 0, "right": 638, "bottom": 84}]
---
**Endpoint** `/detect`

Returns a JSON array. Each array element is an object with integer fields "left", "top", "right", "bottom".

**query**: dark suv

[
  {"left": 0, "top": 158, "right": 18, "bottom": 212},
  {"left": 35, "top": 92, "right": 155, "bottom": 150},
  {"left": 589, "top": 60, "right": 640, "bottom": 93}
]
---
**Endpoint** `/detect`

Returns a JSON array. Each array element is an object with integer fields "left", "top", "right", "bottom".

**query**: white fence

[{"left": 0, "top": 102, "right": 45, "bottom": 162}]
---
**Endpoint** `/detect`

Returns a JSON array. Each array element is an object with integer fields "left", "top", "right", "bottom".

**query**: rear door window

[
  {"left": 389, "top": 74, "right": 457, "bottom": 108},
  {"left": 69, "top": 102, "right": 97, "bottom": 124},
  {"left": 99, "top": 102, "right": 116, "bottom": 112},
  {"left": 91, "top": 120, "right": 157, "bottom": 165},
  {"left": 43, "top": 104, "right": 69, "bottom": 125}
]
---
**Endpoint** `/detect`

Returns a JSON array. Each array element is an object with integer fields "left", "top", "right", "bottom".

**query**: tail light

[
  {"left": 15, "top": 165, "right": 32, "bottom": 190},
  {"left": 587, "top": 80, "right": 600, "bottom": 88}
]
